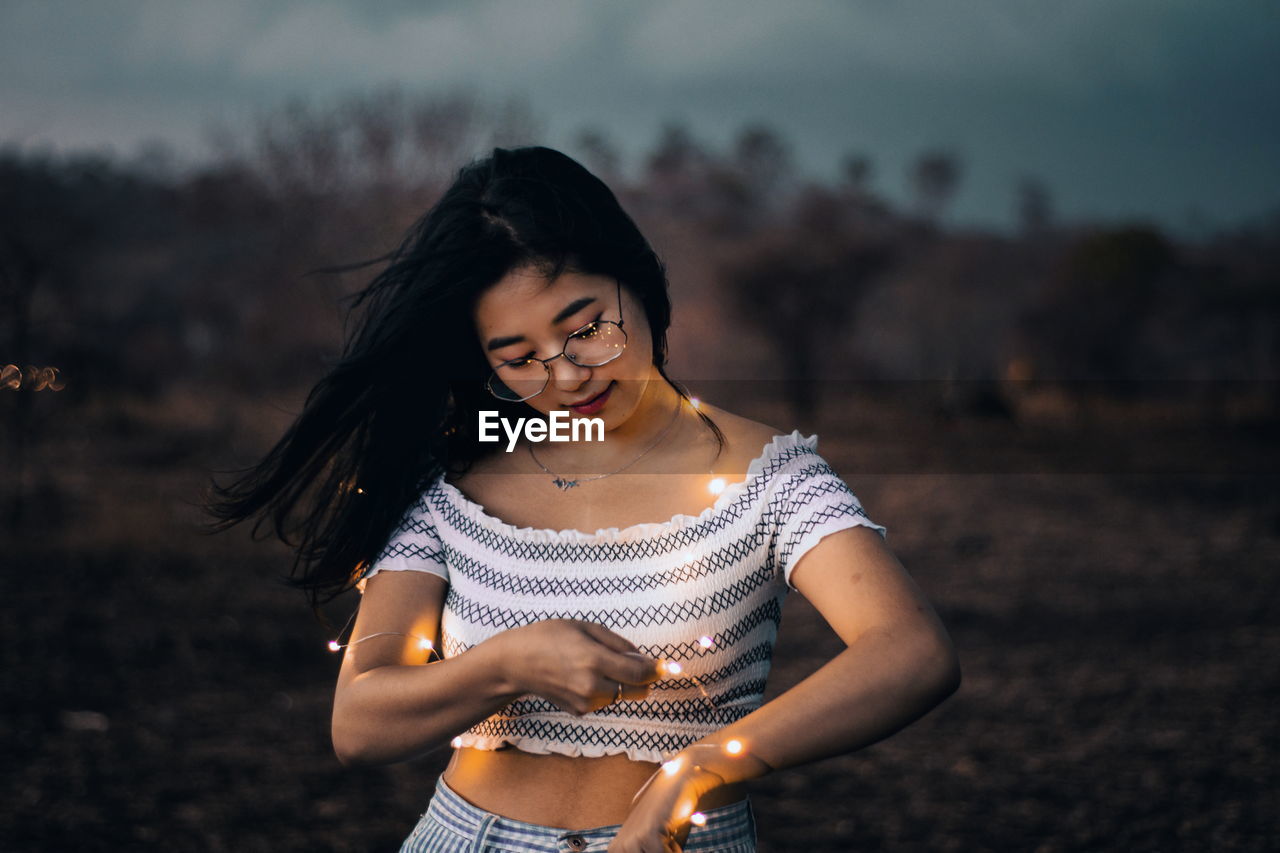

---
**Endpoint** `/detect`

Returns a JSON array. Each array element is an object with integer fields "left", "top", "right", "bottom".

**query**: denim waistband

[{"left": 420, "top": 773, "right": 756, "bottom": 853}]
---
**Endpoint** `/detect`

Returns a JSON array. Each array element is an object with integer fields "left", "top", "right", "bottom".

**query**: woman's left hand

[{"left": 607, "top": 759, "right": 720, "bottom": 853}]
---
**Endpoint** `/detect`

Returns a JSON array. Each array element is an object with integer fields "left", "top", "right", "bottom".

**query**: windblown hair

[{"left": 201, "top": 146, "right": 724, "bottom": 610}]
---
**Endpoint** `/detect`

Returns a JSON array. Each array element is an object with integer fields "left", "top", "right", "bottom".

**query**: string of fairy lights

[{"left": 328, "top": 395, "right": 767, "bottom": 828}]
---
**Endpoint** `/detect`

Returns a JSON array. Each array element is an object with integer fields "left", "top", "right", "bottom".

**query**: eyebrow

[{"left": 484, "top": 296, "right": 598, "bottom": 352}]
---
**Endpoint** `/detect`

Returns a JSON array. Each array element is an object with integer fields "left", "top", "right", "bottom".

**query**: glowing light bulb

[
  {"left": 327, "top": 640, "right": 341, "bottom": 652},
  {"left": 690, "top": 812, "right": 707, "bottom": 827},
  {"left": 418, "top": 638, "right": 433, "bottom": 650},
  {"left": 355, "top": 487, "right": 364, "bottom": 494},
  {"left": 698, "top": 635, "right": 714, "bottom": 649},
  {"left": 662, "top": 660, "right": 683, "bottom": 675},
  {"left": 451, "top": 736, "right": 463, "bottom": 748},
  {"left": 707, "top": 477, "right": 726, "bottom": 495},
  {"left": 662, "top": 757, "right": 684, "bottom": 776},
  {"left": 724, "top": 739, "right": 743, "bottom": 755}
]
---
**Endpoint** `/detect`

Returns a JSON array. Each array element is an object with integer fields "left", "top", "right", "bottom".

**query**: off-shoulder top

[{"left": 355, "top": 430, "right": 887, "bottom": 764}]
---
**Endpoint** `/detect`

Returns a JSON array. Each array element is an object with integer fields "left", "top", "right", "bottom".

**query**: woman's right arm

[
  {"left": 330, "top": 569, "right": 662, "bottom": 767},
  {"left": 331, "top": 569, "right": 521, "bottom": 767}
]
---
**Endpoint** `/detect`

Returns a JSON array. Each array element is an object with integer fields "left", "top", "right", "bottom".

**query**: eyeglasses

[{"left": 485, "top": 278, "right": 628, "bottom": 402}]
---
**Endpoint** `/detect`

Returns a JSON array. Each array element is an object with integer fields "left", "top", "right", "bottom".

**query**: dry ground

[{"left": 2, "top": 385, "right": 1276, "bottom": 851}]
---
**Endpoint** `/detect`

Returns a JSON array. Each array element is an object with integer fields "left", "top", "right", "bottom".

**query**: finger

[
  {"left": 576, "top": 624, "right": 660, "bottom": 684},
  {"left": 578, "top": 621, "right": 642, "bottom": 655},
  {"left": 596, "top": 674, "right": 650, "bottom": 704},
  {"left": 621, "top": 680, "right": 651, "bottom": 701},
  {"left": 597, "top": 648, "right": 662, "bottom": 686}
]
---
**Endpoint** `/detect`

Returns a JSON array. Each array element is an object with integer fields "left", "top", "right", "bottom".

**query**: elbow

[
  {"left": 333, "top": 726, "right": 389, "bottom": 769},
  {"left": 924, "top": 639, "right": 962, "bottom": 701},
  {"left": 331, "top": 704, "right": 379, "bottom": 768},
  {"left": 331, "top": 704, "right": 446, "bottom": 768},
  {"left": 332, "top": 721, "right": 366, "bottom": 768}
]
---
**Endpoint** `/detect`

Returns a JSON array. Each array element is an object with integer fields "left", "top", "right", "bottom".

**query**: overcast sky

[{"left": 2, "top": 0, "right": 1277, "bottom": 235}]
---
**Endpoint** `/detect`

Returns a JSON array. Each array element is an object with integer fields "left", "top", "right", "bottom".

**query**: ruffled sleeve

[
  {"left": 355, "top": 495, "right": 449, "bottom": 593},
  {"left": 768, "top": 437, "right": 887, "bottom": 592}
]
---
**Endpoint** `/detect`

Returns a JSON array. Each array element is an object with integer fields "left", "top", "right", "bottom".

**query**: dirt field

[{"left": 2, "top": 387, "right": 1276, "bottom": 851}]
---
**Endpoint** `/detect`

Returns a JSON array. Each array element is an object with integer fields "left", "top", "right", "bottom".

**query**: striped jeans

[{"left": 400, "top": 774, "right": 757, "bottom": 853}]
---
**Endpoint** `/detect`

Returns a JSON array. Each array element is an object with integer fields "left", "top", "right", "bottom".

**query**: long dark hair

[{"left": 201, "top": 145, "right": 724, "bottom": 610}]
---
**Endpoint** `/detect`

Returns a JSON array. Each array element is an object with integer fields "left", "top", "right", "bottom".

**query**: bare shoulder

[{"left": 696, "top": 402, "right": 788, "bottom": 463}]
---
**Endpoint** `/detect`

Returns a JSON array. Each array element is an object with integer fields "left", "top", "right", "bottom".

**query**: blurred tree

[
  {"left": 732, "top": 123, "right": 793, "bottom": 202},
  {"left": 573, "top": 127, "right": 623, "bottom": 187},
  {"left": 838, "top": 151, "right": 892, "bottom": 221},
  {"left": 841, "top": 153, "right": 873, "bottom": 195},
  {"left": 698, "top": 122, "right": 797, "bottom": 236},
  {"left": 644, "top": 121, "right": 712, "bottom": 215},
  {"left": 1019, "top": 224, "right": 1174, "bottom": 385},
  {"left": 910, "top": 150, "right": 962, "bottom": 225},
  {"left": 212, "top": 86, "right": 542, "bottom": 206},
  {"left": 719, "top": 184, "right": 894, "bottom": 422},
  {"left": 1016, "top": 176, "right": 1054, "bottom": 238}
]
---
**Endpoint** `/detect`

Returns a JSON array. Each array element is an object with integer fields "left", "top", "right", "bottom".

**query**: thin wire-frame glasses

[{"left": 485, "top": 279, "right": 628, "bottom": 402}]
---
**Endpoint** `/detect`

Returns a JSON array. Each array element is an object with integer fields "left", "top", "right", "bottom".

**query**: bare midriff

[{"left": 442, "top": 746, "right": 748, "bottom": 830}]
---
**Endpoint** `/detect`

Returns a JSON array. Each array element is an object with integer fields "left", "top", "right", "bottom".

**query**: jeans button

[{"left": 566, "top": 835, "right": 586, "bottom": 851}]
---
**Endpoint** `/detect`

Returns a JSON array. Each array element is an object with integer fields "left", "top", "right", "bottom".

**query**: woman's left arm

[
  {"left": 699, "top": 523, "right": 960, "bottom": 775},
  {"left": 609, "top": 526, "right": 961, "bottom": 851}
]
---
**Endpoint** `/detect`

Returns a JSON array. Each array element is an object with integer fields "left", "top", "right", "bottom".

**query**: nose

[{"left": 547, "top": 352, "right": 592, "bottom": 390}]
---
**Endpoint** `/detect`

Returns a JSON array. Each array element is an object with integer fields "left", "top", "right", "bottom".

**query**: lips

[{"left": 567, "top": 381, "right": 614, "bottom": 413}]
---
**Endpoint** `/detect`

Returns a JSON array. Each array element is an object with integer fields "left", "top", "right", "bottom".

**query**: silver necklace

[{"left": 528, "top": 397, "right": 682, "bottom": 490}]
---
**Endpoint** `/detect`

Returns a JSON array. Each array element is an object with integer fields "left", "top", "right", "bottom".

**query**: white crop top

[{"left": 356, "top": 430, "right": 887, "bottom": 764}]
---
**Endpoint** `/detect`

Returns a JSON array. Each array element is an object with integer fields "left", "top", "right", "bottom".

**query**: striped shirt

[{"left": 356, "top": 430, "right": 887, "bottom": 764}]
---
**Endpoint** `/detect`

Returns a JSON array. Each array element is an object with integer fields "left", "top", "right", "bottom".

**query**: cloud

[
  {"left": 127, "top": 0, "right": 267, "bottom": 66},
  {"left": 0, "top": 0, "right": 1274, "bottom": 230},
  {"left": 623, "top": 0, "right": 1185, "bottom": 95},
  {"left": 234, "top": 1, "right": 594, "bottom": 87}
]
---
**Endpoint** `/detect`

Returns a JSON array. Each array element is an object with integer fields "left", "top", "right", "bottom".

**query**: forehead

[{"left": 473, "top": 268, "right": 611, "bottom": 330}]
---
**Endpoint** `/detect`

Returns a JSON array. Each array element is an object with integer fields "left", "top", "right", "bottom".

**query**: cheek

[{"left": 620, "top": 331, "right": 653, "bottom": 369}]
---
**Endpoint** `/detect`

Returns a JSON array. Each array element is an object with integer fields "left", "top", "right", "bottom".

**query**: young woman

[{"left": 206, "top": 146, "right": 960, "bottom": 853}]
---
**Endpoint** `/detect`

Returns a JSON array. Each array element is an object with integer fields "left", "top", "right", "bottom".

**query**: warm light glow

[
  {"left": 662, "top": 757, "right": 684, "bottom": 776},
  {"left": 355, "top": 487, "right": 364, "bottom": 494},
  {"left": 707, "top": 477, "right": 726, "bottom": 495},
  {"left": 418, "top": 638, "right": 433, "bottom": 650},
  {"left": 327, "top": 640, "right": 341, "bottom": 652},
  {"left": 662, "top": 660, "right": 683, "bottom": 675},
  {"left": 1, "top": 364, "right": 64, "bottom": 391},
  {"left": 698, "top": 635, "right": 714, "bottom": 648},
  {"left": 724, "top": 739, "right": 743, "bottom": 755},
  {"left": 690, "top": 812, "right": 707, "bottom": 827},
  {"left": 451, "top": 736, "right": 463, "bottom": 748},
  {"left": 688, "top": 397, "right": 701, "bottom": 410}
]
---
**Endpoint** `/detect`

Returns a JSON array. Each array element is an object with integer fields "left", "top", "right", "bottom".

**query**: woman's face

[{"left": 473, "top": 266, "right": 658, "bottom": 429}]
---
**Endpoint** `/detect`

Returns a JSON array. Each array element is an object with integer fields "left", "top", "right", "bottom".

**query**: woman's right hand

[{"left": 496, "top": 619, "right": 663, "bottom": 716}]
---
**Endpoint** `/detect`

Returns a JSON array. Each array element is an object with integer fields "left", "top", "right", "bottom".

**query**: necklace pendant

[{"left": 553, "top": 477, "right": 579, "bottom": 490}]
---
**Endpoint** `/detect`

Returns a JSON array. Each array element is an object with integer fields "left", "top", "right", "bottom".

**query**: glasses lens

[
  {"left": 489, "top": 361, "right": 548, "bottom": 401},
  {"left": 565, "top": 322, "right": 626, "bottom": 367}
]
